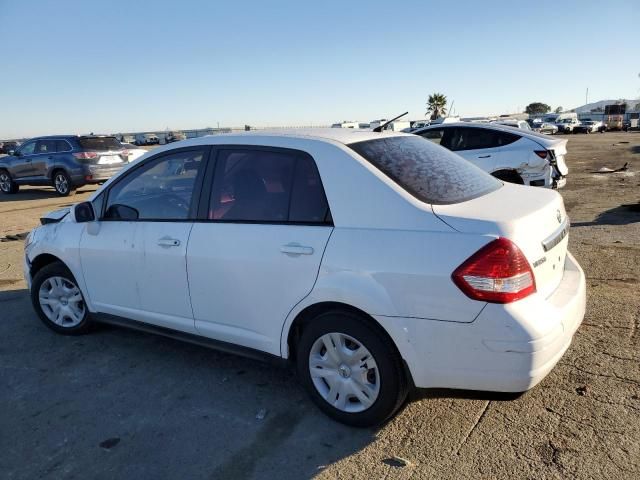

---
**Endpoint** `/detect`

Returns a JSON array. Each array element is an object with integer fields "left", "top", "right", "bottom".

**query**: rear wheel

[
  {"left": 296, "top": 310, "right": 409, "bottom": 427},
  {"left": 492, "top": 170, "right": 524, "bottom": 185},
  {"left": 52, "top": 170, "right": 75, "bottom": 196},
  {"left": 0, "top": 169, "right": 19, "bottom": 194},
  {"left": 31, "top": 262, "right": 91, "bottom": 335}
]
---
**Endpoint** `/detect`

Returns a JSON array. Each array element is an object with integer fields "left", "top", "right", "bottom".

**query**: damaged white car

[{"left": 413, "top": 122, "right": 569, "bottom": 188}]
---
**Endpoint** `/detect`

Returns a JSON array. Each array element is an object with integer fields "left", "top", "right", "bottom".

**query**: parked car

[
  {"left": 135, "top": 133, "right": 159, "bottom": 146},
  {"left": 0, "top": 135, "right": 128, "bottom": 196},
  {"left": 24, "top": 129, "right": 585, "bottom": 426},
  {"left": 491, "top": 119, "right": 532, "bottom": 131},
  {"left": 121, "top": 143, "right": 148, "bottom": 163},
  {"left": 573, "top": 120, "right": 605, "bottom": 134},
  {"left": 118, "top": 134, "right": 136, "bottom": 144},
  {"left": 412, "top": 122, "right": 569, "bottom": 188},
  {"left": 0, "top": 141, "right": 20, "bottom": 154},
  {"left": 536, "top": 122, "right": 559, "bottom": 135},
  {"left": 165, "top": 131, "right": 187, "bottom": 143},
  {"left": 555, "top": 118, "right": 580, "bottom": 133}
]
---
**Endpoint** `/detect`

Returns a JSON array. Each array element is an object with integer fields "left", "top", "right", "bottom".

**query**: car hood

[{"left": 40, "top": 207, "right": 70, "bottom": 225}]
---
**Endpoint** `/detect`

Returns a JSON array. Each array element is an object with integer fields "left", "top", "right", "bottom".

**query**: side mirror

[
  {"left": 10, "top": 150, "right": 18, "bottom": 156},
  {"left": 74, "top": 202, "right": 95, "bottom": 223}
]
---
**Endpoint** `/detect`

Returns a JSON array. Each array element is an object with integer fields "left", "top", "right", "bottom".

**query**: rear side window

[
  {"left": 56, "top": 140, "right": 72, "bottom": 152},
  {"left": 209, "top": 149, "right": 330, "bottom": 223},
  {"left": 419, "top": 128, "right": 445, "bottom": 145},
  {"left": 78, "top": 137, "right": 122, "bottom": 151},
  {"left": 349, "top": 136, "right": 501, "bottom": 205},
  {"left": 448, "top": 127, "right": 519, "bottom": 151},
  {"left": 289, "top": 156, "right": 329, "bottom": 223}
]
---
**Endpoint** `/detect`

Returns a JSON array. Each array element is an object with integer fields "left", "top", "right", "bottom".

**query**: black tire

[
  {"left": 296, "top": 310, "right": 409, "bottom": 427},
  {"left": 0, "top": 169, "right": 19, "bottom": 194},
  {"left": 52, "top": 170, "right": 75, "bottom": 196},
  {"left": 31, "top": 262, "right": 91, "bottom": 335},
  {"left": 492, "top": 170, "right": 524, "bottom": 185}
]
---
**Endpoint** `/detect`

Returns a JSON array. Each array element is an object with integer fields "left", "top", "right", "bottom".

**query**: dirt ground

[{"left": 1, "top": 132, "right": 639, "bottom": 479}]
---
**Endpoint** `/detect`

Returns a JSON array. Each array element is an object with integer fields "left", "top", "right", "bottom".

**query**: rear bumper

[
  {"left": 376, "top": 252, "right": 586, "bottom": 392},
  {"left": 72, "top": 164, "right": 124, "bottom": 184}
]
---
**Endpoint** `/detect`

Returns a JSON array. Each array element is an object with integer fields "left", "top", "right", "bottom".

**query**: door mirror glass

[
  {"left": 105, "top": 204, "right": 139, "bottom": 220},
  {"left": 74, "top": 202, "right": 95, "bottom": 223}
]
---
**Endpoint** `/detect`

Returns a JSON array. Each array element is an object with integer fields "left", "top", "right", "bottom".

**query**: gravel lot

[{"left": 1, "top": 132, "right": 639, "bottom": 479}]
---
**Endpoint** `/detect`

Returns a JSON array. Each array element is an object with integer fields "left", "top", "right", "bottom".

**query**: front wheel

[
  {"left": 0, "top": 169, "right": 19, "bottom": 194},
  {"left": 52, "top": 170, "right": 75, "bottom": 196},
  {"left": 31, "top": 262, "right": 91, "bottom": 335},
  {"left": 296, "top": 310, "right": 409, "bottom": 427}
]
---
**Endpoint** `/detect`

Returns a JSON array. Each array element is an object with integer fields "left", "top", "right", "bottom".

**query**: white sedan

[
  {"left": 23, "top": 129, "right": 585, "bottom": 426},
  {"left": 413, "top": 122, "right": 569, "bottom": 188}
]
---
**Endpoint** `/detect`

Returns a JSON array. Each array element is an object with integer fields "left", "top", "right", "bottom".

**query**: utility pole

[{"left": 585, "top": 87, "right": 589, "bottom": 105}]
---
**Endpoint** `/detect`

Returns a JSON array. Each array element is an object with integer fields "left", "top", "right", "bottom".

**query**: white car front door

[
  {"left": 187, "top": 147, "right": 333, "bottom": 355},
  {"left": 80, "top": 147, "right": 208, "bottom": 333}
]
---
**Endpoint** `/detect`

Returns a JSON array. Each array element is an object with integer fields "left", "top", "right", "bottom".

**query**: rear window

[
  {"left": 349, "top": 136, "right": 501, "bottom": 205},
  {"left": 78, "top": 136, "right": 122, "bottom": 151}
]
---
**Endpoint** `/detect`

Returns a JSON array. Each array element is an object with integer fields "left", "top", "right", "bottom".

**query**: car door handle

[
  {"left": 478, "top": 155, "right": 491, "bottom": 158},
  {"left": 280, "top": 243, "right": 314, "bottom": 256},
  {"left": 157, "top": 237, "right": 181, "bottom": 247}
]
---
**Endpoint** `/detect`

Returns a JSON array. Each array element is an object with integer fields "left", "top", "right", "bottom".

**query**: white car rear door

[
  {"left": 445, "top": 126, "right": 499, "bottom": 173},
  {"left": 187, "top": 147, "right": 333, "bottom": 356}
]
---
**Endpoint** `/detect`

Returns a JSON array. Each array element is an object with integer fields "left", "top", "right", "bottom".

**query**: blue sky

[{"left": 0, "top": 0, "right": 638, "bottom": 138}]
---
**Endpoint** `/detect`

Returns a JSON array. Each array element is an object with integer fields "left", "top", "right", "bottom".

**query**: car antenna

[{"left": 373, "top": 111, "right": 409, "bottom": 132}]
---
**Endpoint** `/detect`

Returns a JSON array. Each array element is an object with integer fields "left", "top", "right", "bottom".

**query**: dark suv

[{"left": 0, "top": 135, "right": 129, "bottom": 196}]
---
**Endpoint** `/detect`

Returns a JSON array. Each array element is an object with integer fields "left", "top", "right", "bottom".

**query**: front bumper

[
  {"left": 24, "top": 253, "right": 32, "bottom": 289},
  {"left": 376, "top": 251, "right": 586, "bottom": 392}
]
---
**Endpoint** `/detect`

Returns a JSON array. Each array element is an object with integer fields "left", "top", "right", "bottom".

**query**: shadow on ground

[
  {"left": 572, "top": 204, "right": 640, "bottom": 227},
  {"left": 0, "top": 289, "right": 379, "bottom": 478},
  {"left": 0, "top": 187, "right": 95, "bottom": 203}
]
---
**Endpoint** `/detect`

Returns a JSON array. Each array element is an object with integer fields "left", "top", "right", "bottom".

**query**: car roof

[
  {"left": 412, "top": 121, "right": 569, "bottom": 144},
  {"left": 23, "top": 135, "right": 117, "bottom": 140},
  {"left": 414, "top": 121, "right": 542, "bottom": 136},
  {"left": 186, "top": 128, "right": 408, "bottom": 147}
]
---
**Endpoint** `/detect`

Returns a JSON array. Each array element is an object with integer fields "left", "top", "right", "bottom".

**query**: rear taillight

[
  {"left": 452, "top": 238, "right": 536, "bottom": 304},
  {"left": 73, "top": 151, "right": 98, "bottom": 160},
  {"left": 534, "top": 150, "right": 548, "bottom": 159}
]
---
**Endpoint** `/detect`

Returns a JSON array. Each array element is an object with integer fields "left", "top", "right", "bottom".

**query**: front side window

[
  {"left": 349, "top": 136, "right": 501, "bottom": 205},
  {"left": 209, "top": 148, "right": 329, "bottom": 223},
  {"left": 104, "top": 149, "right": 205, "bottom": 220},
  {"left": 18, "top": 141, "right": 36, "bottom": 156},
  {"left": 36, "top": 140, "right": 57, "bottom": 154}
]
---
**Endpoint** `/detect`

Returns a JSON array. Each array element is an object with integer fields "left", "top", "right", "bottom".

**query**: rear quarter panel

[
  {"left": 312, "top": 228, "right": 491, "bottom": 321},
  {"left": 280, "top": 227, "right": 494, "bottom": 356}
]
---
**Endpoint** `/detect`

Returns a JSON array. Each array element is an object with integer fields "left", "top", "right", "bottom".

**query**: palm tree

[{"left": 426, "top": 93, "right": 447, "bottom": 120}]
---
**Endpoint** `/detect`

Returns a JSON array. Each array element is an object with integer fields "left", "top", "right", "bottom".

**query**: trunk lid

[{"left": 433, "top": 183, "right": 569, "bottom": 299}]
